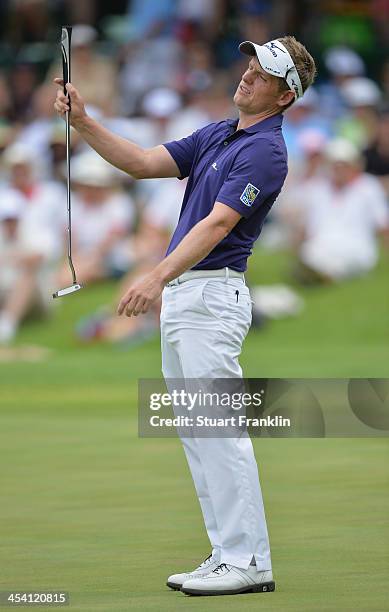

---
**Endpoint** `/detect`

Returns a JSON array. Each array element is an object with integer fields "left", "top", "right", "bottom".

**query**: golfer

[{"left": 54, "top": 35, "right": 316, "bottom": 596}]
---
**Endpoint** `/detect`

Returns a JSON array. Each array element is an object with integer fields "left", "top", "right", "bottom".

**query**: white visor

[{"left": 239, "top": 39, "right": 303, "bottom": 99}]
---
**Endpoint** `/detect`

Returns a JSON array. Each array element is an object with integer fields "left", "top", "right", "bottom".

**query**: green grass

[{"left": 0, "top": 248, "right": 388, "bottom": 611}]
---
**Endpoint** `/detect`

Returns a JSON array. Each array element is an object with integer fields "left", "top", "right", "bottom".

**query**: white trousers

[{"left": 160, "top": 275, "right": 272, "bottom": 571}]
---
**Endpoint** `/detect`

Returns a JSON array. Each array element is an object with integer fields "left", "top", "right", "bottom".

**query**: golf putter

[{"left": 53, "top": 26, "right": 83, "bottom": 299}]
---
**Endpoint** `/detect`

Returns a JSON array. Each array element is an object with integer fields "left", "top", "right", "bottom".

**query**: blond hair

[{"left": 277, "top": 35, "right": 317, "bottom": 105}]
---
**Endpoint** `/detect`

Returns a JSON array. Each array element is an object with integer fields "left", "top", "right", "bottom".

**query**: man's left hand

[{"left": 117, "top": 272, "right": 165, "bottom": 317}]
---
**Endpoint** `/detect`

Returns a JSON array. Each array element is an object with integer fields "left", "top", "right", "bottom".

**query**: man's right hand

[{"left": 53, "top": 79, "right": 87, "bottom": 129}]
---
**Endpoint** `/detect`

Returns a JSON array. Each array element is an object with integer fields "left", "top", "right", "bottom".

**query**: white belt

[{"left": 166, "top": 267, "right": 245, "bottom": 286}]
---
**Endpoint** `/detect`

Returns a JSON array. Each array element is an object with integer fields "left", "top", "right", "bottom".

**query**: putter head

[{"left": 52, "top": 283, "right": 83, "bottom": 299}]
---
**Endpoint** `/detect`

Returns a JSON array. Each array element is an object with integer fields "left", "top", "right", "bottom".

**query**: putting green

[
  {"left": 0, "top": 248, "right": 388, "bottom": 610},
  {"left": 1, "top": 385, "right": 388, "bottom": 611}
]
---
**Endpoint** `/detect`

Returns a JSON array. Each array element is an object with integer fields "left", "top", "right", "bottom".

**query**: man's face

[
  {"left": 10, "top": 163, "right": 33, "bottom": 189},
  {"left": 233, "top": 57, "right": 284, "bottom": 114},
  {"left": 330, "top": 160, "right": 359, "bottom": 187},
  {"left": 1, "top": 218, "right": 19, "bottom": 239},
  {"left": 76, "top": 184, "right": 111, "bottom": 204}
]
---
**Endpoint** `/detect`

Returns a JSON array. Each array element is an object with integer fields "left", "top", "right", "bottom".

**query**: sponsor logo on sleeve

[{"left": 240, "top": 182, "right": 260, "bottom": 207}]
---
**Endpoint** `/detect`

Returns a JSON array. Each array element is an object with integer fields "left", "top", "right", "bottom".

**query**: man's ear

[{"left": 278, "top": 89, "right": 296, "bottom": 109}]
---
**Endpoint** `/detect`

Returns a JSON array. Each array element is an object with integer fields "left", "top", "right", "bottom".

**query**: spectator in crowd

[
  {"left": 76, "top": 177, "right": 184, "bottom": 345},
  {"left": 237, "top": 0, "right": 270, "bottom": 51},
  {"left": 0, "top": 195, "right": 31, "bottom": 344},
  {"left": 56, "top": 151, "right": 136, "bottom": 288},
  {"left": 1, "top": 0, "right": 388, "bottom": 346},
  {"left": 364, "top": 108, "right": 389, "bottom": 196},
  {"left": 319, "top": 46, "right": 365, "bottom": 120},
  {"left": 4, "top": 0, "right": 52, "bottom": 46},
  {"left": 126, "top": 0, "right": 177, "bottom": 41},
  {"left": 119, "top": 1, "right": 183, "bottom": 114},
  {"left": 336, "top": 77, "right": 382, "bottom": 149},
  {"left": 8, "top": 62, "right": 38, "bottom": 124},
  {"left": 266, "top": 129, "right": 329, "bottom": 249},
  {"left": 293, "top": 129, "right": 329, "bottom": 183},
  {"left": 176, "top": 0, "right": 222, "bottom": 43},
  {"left": 192, "top": 73, "right": 236, "bottom": 122},
  {"left": 141, "top": 87, "right": 183, "bottom": 141},
  {"left": 15, "top": 83, "right": 60, "bottom": 176},
  {"left": 0, "top": 142, "right": 65, "bottom": 245},
  {"left": 282, "top": 87, "right": 332, "bottom": 165},
  {"left": 177, "top": 40, "right": 214, "bottom": 93},
  {"left": 48, "top": 121, "right": 72, "bottom": 182},
  {"left": 46, "top": 25, "right": 119, "bottom": 115},
  {"left": 0, "top": 144, "right": 65, "bottom": 344},
  {"left": 295, "top": 139, "right": 389, "bottom": 283}
]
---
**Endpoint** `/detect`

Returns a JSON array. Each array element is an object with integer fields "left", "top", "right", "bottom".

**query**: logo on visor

[
  {"left": 264, "top": 65, "right": 281, "bottom": 75},
  {"left": 265, "top": 41, "right": 287, "bottom": 57},
  {"left": 240, "top": 183, "right": 260, "bottom": 207},
  {"left": 290, "top": 77, "right": 299, "bottom": 96}
]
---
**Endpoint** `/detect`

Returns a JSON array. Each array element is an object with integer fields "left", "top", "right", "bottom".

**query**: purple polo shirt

[{"left": 163, "top": 113, "right": 288, "bottom": 272}]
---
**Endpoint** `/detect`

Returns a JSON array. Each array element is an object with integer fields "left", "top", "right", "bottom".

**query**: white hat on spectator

[
  {"left": 325, "top": 138, "right": 360, "bottom": 163},
  {"left": 72, "top": 152, "right": 116, "bottom": 187},
  {"left": 72, "top": 24, "right": 97, "bottom": 47},
  {"left": 325, "top": 46, "right": 364, "bottom": 76},
  {"left": 0, "top": 190, "right": 24, "bottom": 220},
  {"left": 341, "top": 77, "right": 382, "bottom": 107},
  {"left": 2, "top": 142, "right": 37, "bottom": 166},
  {"left": 142, "top": 88, "right": 182, "bottom": 119}
]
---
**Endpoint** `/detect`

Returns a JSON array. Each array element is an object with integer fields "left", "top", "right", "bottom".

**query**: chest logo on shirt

[
  {"left": 211, "top": 162, "right": 218, "bottom": 170},
  {"left": 240, "top": 183, "right": 260, "bottom": 207}
]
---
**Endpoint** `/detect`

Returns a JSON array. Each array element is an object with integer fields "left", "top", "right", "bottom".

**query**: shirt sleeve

[
  {"left": 163, "top": 130, "right": 200, "bottom": 179},
  {"left": 216, "top": 139, "right": 287, "bottom": 219}
]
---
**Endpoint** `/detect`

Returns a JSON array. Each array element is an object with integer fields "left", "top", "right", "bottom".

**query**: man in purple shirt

[{"left": 55, "top": 35, "right": 316, "bottom": 596}]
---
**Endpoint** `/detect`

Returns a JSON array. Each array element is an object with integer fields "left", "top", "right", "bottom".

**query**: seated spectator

[
  {"left": 319, "top": 46, "right": 365, "bottom": 120},
  {"left": 0, "top": 140, "right": 65, "bottom": 233},
  {"left": 140, "top": 87, "right": 183, "bottom": 141},
  {"left": 0, "top": 195, "right": 28, "bottom": 343},
  {"left": 265, "top": 130, "right": 329, "bottom": 250},
  {"left": 8, "top": 62, "right": 38, "bottom": 124},
  {"left": 56, "top": 152, "right": 136, "bottom": 288},
  {"left": 0, "top": 154, "right": 63, "bottom": 344},
  {"left": 336, "top": 77, "right": 382, "bottom": 149},
  {"left": 76, "top": 177, "right": 184, "bottom": 346},
  {"left": 296, "top": 139, "right": 389, "bottom": 283},
  {"left": 283, "top": 88, "right": 333, "bottom": 164}
]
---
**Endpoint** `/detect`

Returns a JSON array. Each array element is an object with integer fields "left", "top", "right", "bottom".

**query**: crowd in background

[{"left": 0, "top": 0, "right": 388, "bottom": 345}]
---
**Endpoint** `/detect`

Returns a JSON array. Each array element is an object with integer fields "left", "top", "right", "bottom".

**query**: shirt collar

[{"left": 226, "top": 113, "right": 283, "bottom": 134}]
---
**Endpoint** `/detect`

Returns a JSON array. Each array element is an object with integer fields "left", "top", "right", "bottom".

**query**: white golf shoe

[
  {"left": 181, "top": 562, "right": 275, "bottom": 596},
  {"left": 166, "top": 554, "right": 219, "bottom": 590}
]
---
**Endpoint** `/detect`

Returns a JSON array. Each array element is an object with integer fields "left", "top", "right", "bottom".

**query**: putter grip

[{"left": 61, "top": 26, "right": 72, "bottom": 98}]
